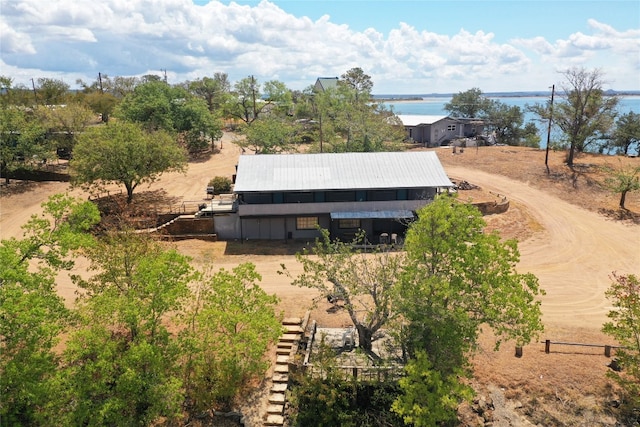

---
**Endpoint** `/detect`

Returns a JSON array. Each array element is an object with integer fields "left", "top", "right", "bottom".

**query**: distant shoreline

[{"left": 373, "top": 91, "right": 640, "bottom": 101}]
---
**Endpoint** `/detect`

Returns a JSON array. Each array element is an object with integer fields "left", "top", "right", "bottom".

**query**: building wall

[
  {"left": 239, "top": 216, "right": 330, "bottom": 240},
  {"left": 213, "top": 214, "right": 241, "bottom": 239},
  {"left": 403, "top": 119, "right": 470, "bottom": 147}
]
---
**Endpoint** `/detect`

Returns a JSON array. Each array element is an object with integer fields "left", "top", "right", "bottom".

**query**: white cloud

[
  {"left": 1, "top": 1, "right": 637, "bottom": 93},
  {"left": 0, "top": 20, "right": 36, "bottom": 54}
]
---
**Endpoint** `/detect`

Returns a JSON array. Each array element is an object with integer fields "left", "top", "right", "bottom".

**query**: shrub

[{"left": 208, "top": 176, "right": 232, "bottom": 195}]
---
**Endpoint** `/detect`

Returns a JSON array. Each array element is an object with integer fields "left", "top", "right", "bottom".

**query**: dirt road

[{"left": 446, "top": 166, "right": 640, "bottom": 329}]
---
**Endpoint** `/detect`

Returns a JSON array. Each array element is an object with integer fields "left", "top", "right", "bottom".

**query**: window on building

[
  {"left": 338, "top": 219, "right": 360, "bottom": 229},
  {"left": 296, "top": 216, "right": 319, "bottom": 230},
  {"left": 447, "top": 124, "right": 456, "bottom": 131}
]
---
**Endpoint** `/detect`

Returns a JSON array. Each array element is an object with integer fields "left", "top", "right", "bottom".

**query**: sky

[{"left": 1, "top": 0, "right": 639, "bottom": 94}]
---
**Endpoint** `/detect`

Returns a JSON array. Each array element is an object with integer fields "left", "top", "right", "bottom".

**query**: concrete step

[
  {"left": 267, "top": 403, "right": 284, "bottom": 415},
  {"left": 277, "top": 341, "right": 294, "bottom": 349},
  {"left": 265, "top": 414, "right": 285, "bottom": 426},
  {"left": 272, "top": 373, "right": 288, "bottom": 383},
  {"left": 268, "top": 393, "right": 286, "bottom": 404},
  {"left": 276, "top": 347, "right": 292, "bottom": 355},
  {"left": 271, "top": 382, "right": 288, "bottom": 393},
  {"left": 276, "top": 355, "right": 290, "bottom": 364},
  {"left": 284, "top": 324, "right": 304, "bottom": 334},
  {"left": 280, "top": 333, "right": 300, "bottom": 343},
  {"left": 282, "top": 317, "right": 302, "bottom": 325},
  {"left": 274, "top": 364, "right": 289, "bottom": 373}
]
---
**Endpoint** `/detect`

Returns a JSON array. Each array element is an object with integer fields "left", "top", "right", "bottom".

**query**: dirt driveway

[{"left": 446, "top": 166, "right": 640, "bottom": 329}]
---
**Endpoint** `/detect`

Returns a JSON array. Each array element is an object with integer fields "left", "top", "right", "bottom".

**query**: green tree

[
  {"left": 35, "top": 103, "right": 95, "bottom": 156},
  {"left": 611, "top": 111, "right": 640, "bottom": 156},
  {"left": 0, "top": 76, "right": 34, "bottom": 106},
  {"left": 238, "top": 115, "right": 298, "bottom": 154},
  {"left": 397, "top": 195, "right": 544, "bottom": 375},
  {"left": 309, "top": 69, "right": 403, "bottom": 153},
  {"left": 263, "top": 79, "right": 293, "bottom": 116},
  {"left": 180, "top": 263, "right": 282, "bottom": 412},
  {"left": 225, "top": 76, "right": 290, "bottom": 124},
  {"left": 187, "top": 73, "right": 231, "bottom": 113},
  {"left": 340, "top": 67, "right": 373, "bottom": 103},
  {"left": 0, "top": 194, "right": 100, "bottom": 425},
  {"left": 485, "top": 100, "right": 540, "bottom": 147},
  {"left": 530, "top": 68, "right": 618, "bottom": 166},
  {"left": 0, "top": 104, "right": 49, "bottom": 184},
  {"left": 70, "top": 121, "right": 187, "bottom": 203},
  {"left": 391, "top": 351, "right": 473, "bottom": 426},
  {"left": 173, "top": 96, "right": 223, "bottom": 154},
  {"left": 602, "top": 273, "right": 640, "bottom": 417},
  {"left": 81, "top": 91, "right": 119, "bottom": 122},
  {"left": 59, "top": 232, "right": 195, "bottom": 426},
  {"left": 35, "top": 78, "right": 70, "bottom": 105},
  {"left": 285, "top": 230, "right": 403, "bottom": 353},
  {"left": 600, "top": 162, "right": 640, "bottom": 209},
  {"left": 116, "top": 80, "right": 176, "bottom": 131},
  {"left": 117, "top": 80, "right": 222, "bottom": 152},
  {"left": 444, "top": 88, "right": 492, "bottom": 118}
]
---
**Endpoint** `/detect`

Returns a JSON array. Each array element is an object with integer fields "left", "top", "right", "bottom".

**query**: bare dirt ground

[{"left": 2, "top": 137, "right": 639, "bottom": 426}]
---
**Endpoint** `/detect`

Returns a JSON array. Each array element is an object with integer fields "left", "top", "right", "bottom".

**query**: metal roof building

[{"left": 233, "top": 151, "right": 454, "bottom": 193}]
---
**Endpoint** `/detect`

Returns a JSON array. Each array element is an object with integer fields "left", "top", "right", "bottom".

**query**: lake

[{"left": 383, "top": 96, "right": 640, "bottom": 151}]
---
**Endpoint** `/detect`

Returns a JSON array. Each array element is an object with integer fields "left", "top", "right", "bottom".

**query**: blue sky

[
  {"left": 210, "top": 1, "right": 639, "bottom": 41},
  {"left": 2, "top": 0, "right": 639, "bottom": 93}
]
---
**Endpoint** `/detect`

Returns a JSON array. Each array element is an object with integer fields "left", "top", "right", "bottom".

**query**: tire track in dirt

[{"left": 447, "top": 166, "right": 640, "bottom": 329}]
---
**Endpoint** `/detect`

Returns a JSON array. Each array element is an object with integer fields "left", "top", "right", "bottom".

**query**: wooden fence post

[
  {"left": 515, "top": 346, "right": 523, "bottom": 358},
  {"left": 545, "top": 340, "right": 551, "bottom": 353},
  {"left": 604, "top": 345, "right": 611, "bottom": 357}
]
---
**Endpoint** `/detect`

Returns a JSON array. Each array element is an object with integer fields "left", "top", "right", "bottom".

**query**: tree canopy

[
  {"left": 237, "top": 115, "right": 298, "bottom": 154},
  {"left": 71, "top": 121, "right": 187, "bottom": 203},
  {"left": 0, "top": 104, "right": 48, "bottom": 184},
  {"left": 59, "top": 232, "right": 195, "bottom": 426},
  {"left": 602, "top": 273, "right": 640, "bottom": 419},
  {"left": 116, "top": 80, "right": 222, "bottom": 153},
  {"left": 180, "top": 263, "right": 282, "bottom": 411},
  {"left": 611, "top": 111, "right": 640, "bottom": 156},
  {"left": 398, "top": 195, "right": 545, "bottom": 375},
  {"left": 444, "top": 88, "right": 493, "bottom": 118},
  {"left": 530, "top": 67, "right": 619, "bottom": 166},
  {"left": 0, "top": 194, "right": 100, "bottom": 425}
]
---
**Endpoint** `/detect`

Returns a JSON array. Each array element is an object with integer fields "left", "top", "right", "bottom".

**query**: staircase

[{"left": 264, "top": 313, "right": 309, "bottom": 427}]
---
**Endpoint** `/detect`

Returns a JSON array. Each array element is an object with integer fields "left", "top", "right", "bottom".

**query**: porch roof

[{"left": 330, "top": 210, "right": 414, "bottom": 220}]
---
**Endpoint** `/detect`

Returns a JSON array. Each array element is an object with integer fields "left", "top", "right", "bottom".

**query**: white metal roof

[
  {"left": 397, "top": 115, "right": 449, "bottom": 126},
  {"left": 233, "top": 151, "right": 453, "bottom": 192}
]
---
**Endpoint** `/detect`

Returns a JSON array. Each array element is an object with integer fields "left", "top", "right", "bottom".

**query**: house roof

[
  {"left": 233, "top": 151, "right": 454, "bottom": 193},
  {"left": 397, "top": 115, "right": 449, "bottom": 126},
  {"left": 314, "top": 77, "right": 339, "bottom": 92}
]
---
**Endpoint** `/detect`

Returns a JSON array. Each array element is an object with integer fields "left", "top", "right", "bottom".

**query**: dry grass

[{"left": 432, "top": 145, "right": 640, "bottom": 223}]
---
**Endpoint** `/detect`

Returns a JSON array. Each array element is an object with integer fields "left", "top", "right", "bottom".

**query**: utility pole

[
  {"left": 98, "top": 72, "right": 104, "bottom": 93},
  {"left": 30, "top": 78, "right": 38, "bottom": 104},
  {"left": 544, "top": 84, "right": 555, "bottom": 175}
]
